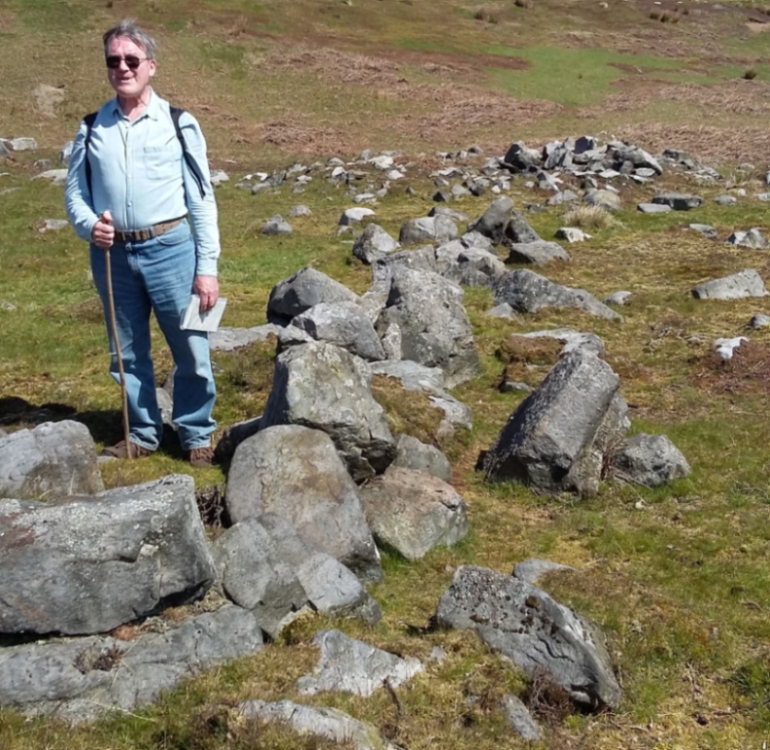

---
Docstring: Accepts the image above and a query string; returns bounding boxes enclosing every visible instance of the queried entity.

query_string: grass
[4,0,770,747]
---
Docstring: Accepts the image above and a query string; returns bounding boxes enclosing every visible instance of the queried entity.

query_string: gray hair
[103,19,158,60]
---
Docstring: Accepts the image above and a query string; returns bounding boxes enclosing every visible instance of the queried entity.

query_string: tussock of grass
[561,205,619,230]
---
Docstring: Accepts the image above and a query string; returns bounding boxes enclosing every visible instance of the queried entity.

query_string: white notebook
[180,295,227,332]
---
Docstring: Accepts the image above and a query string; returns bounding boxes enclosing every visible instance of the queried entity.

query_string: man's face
[106,36,156,100]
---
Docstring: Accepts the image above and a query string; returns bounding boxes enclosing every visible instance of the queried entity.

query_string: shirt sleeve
[178,112,221,277]
[64,120,99,243]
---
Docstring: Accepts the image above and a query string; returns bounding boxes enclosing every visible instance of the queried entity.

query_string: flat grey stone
[714,194,737,206]
[339,207,376,226]
[689,224,717,240]
[652,193,703,210]
[726,228,769,249]
[239,700,399,750]
[392,434,451,483]
[297,629,423,697]
[31,169,68,185]
[39,219,69,233]
[209,323,280,352]
[288,204,312,217]
[505,240,570,266]
[485,302,519,320]
[604,291,632,306]
[637,202,671,214]
[748,313,770,328]
[261,214,293,235]
[0,604,263,722]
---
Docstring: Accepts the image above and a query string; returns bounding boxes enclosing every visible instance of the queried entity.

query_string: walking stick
[104,241,132,459]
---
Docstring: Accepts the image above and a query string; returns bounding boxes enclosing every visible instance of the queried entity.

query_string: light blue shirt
[65,90,220,276]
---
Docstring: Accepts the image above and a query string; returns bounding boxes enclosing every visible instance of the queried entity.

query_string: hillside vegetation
[2,0,770,748]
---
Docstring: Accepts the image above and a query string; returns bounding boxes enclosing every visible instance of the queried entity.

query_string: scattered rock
[226,425,383,581]
[339,207,376,226]
[512,559,576,585]
[714,194,737,206]
[483,350,629,495]
[359,466,469,560]
[652,193,704,211]
[239,700,399,750]
[38,218,69,233]
[267,266,359,324]
[399,215,458,245]
[502,693,542,741]
[209,323,280,352]
[297,629,423,697]
[505,240,570,266]
[748,313,770,328]
[604,290,632,306]
[726,228,769,249]
[391,433,452,483]
[353,223,400,264]
[637,202,671,214]
[611,433,691,488]
[555,227,591,243]
[691,269,768,300]
[435,565,622,710]
[0,420,103,500]
[0,474,215,635]
[261,214,293,235]
[689,223,717,239]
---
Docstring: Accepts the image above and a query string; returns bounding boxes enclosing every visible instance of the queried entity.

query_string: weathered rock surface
[225,425,382,582]
[726,228,769,249]
[261,214,293,235]
[502,693,542,741]
[520,328,605,357]
[435,239,506,288]
[494,269,621,321]
[359,466,469,560]
[391,433,452,483]
[267,266,359,324]
[399,215,458,245]
[0,475,215,635]
[353,223,400,264]
[291,301,386,361]
[297,629,423,697]
[467,196,513,245]
[209,323,280,352]
[0,420,103,499]
[505,240,570,266]
[435,565,622,710]
[483,350,629,495]
[239,700,399,750]
[611,433,691,488]
[211,514,380,637]
[652,193,703,211]
[691,269,768,300]
[260,342,396,482]
[214,416,262,464]
[0,604,263,722]
[376,266,481,387]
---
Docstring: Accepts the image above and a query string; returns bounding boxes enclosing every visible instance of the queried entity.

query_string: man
[65,19,220,467]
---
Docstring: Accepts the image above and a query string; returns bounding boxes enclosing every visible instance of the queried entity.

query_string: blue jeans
[90,219,216,451]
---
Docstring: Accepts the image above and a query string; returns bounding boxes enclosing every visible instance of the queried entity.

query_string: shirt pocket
[142,145,180,181]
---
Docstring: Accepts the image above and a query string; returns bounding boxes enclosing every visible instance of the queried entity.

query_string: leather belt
[114,217,184,243]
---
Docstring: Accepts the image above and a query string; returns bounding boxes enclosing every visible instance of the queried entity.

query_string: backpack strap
[170,106,206,199]
[83,111,98,200]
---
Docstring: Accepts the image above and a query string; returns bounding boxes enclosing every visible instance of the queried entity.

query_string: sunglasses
[106,55,148,70]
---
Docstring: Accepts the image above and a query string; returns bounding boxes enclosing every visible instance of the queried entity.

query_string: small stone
[261,215,293,236]
[637,202,671,214]
[604,290,632,306]
[288,204,312,218]
[748,313,770,329]
[714,194,737,206]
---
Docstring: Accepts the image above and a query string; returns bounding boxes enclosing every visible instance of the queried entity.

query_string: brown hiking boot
[187,446,215,468]
[101,440,153,459]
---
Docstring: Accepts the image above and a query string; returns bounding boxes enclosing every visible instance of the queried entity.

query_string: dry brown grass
[562,205,619,230]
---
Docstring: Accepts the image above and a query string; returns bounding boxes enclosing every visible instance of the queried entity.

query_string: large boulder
[267,266,359,324]
[260,342,397,482]
[0,604,263,722]
[225,425,382,582]
[435,565,622,710]
[0,475,215,635]
[494,269,622,321]
[291,301,386,361]
[211,514,380,637]
[375,266,481,387]
[297,629,423,697]
[483,350,630,495]
[359,466,469,560]
[0,420,103,499]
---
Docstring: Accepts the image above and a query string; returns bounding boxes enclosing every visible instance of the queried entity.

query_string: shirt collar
[109,88,158,121]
